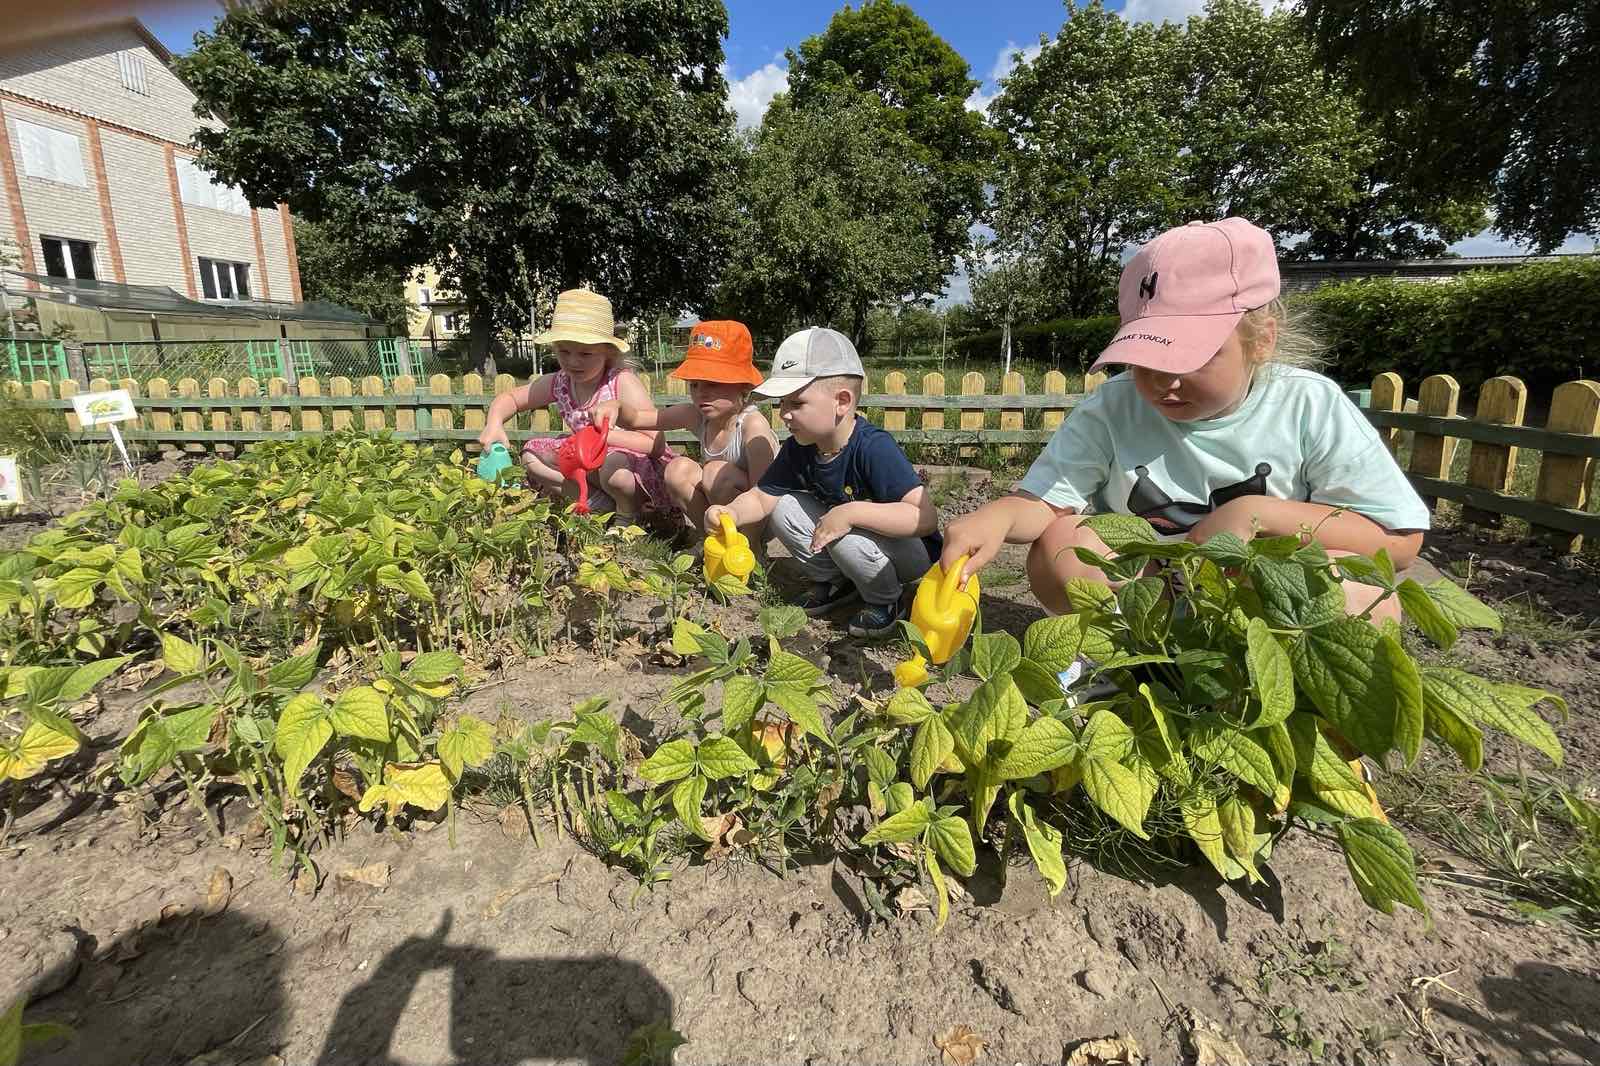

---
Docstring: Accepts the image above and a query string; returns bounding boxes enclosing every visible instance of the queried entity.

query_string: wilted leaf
[1065,1035,1146,1066]
[934,1023,986,1066]
[203,867,233,917]
[336,863,391,890]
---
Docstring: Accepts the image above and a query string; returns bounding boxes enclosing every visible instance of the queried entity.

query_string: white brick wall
[0,25,220,147]
[256,204,295,302]
[3,101,108,280]
[99,127,184,288]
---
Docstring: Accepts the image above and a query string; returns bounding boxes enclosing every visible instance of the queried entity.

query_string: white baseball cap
[753,327,864,399]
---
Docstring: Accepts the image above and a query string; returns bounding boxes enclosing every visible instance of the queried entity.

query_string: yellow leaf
[382,761,451,814]
[0,722,80,781]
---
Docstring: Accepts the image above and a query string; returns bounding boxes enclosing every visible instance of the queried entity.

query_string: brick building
[0,17,302,312]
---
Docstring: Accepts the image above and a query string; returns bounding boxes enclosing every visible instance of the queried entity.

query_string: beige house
[404,263,467,342]
[0,17,347,342]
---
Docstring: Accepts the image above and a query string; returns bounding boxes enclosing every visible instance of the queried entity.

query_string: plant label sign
[70,389,137,427]
[70,389,137,471]
[0,455,19,506]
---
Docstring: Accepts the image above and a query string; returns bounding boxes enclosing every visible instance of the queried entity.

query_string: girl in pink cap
[942,217,1428,621]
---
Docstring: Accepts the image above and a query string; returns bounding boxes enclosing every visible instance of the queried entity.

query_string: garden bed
[1,440,1596,1066]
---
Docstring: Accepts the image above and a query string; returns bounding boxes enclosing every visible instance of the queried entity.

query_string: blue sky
[140,0,1591,267]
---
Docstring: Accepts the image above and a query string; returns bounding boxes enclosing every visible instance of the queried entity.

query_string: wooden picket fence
[8,367,1600,550]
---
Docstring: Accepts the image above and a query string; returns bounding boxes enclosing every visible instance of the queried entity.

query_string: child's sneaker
[848,600,907,638]
[802,580,861,617]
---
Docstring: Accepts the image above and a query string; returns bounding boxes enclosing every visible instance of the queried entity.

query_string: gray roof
[4,271,377,324]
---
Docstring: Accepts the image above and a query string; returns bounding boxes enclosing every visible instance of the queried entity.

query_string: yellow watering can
[703,512,756,585]
[893,557,980,688]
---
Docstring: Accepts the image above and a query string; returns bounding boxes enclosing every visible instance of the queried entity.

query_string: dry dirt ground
[3,474,1599,1066]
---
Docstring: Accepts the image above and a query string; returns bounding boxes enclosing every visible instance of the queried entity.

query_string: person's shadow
[316,910,673,1065]
[1430,961,1600,1064]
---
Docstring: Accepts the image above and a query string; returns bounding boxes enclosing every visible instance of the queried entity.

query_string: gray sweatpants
[770,492,931,606]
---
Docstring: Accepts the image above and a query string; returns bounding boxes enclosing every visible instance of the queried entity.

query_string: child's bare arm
[940,492,1066,582]
[741,416,778,486]
[480,376,555,448]
[705,487,779,533]
[1186,497,1422,568]
[604,372,668,455]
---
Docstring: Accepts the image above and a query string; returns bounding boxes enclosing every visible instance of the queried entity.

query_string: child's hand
[810,505,854,553]
[704,504,734,534]
[941,510,1009,585]
[592,400,623,429]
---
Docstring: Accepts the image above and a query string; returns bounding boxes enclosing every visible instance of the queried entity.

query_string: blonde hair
[1239,299,1326,372]
[813,374,863,400]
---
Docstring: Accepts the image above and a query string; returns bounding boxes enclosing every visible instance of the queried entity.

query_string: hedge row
[950,258,1600,395]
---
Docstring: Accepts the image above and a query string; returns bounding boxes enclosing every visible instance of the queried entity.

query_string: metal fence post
[278,337,299,395]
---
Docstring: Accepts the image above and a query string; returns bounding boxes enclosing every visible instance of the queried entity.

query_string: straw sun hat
[535,288,631,352]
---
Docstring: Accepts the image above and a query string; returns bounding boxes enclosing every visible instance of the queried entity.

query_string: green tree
[178,0,738,375]
[711,91,943,347]
[292,218,410,329]
[1302,0,1599,251]
[785,0,997,286]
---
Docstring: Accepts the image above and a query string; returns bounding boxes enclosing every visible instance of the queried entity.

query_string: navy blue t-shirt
[758,415,942,562]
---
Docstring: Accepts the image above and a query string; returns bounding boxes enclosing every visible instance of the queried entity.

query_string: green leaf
[1022,614,1087,675]
[1219,795,1260,882]
[670,617,711,657]
[1381,632,1424,766]
[1064,578,1117,611]
[671,774,708,835]
[1420,668,1563,767]
[696,735,760,780]
[860,799,932,845]
[1081,513,1158,549]
[1285,714,1375,819]
[1290,619,1408,759]
[929,814,976,877]
[885,781,915,814]
[863,745,898,791]
[926,845,950,931]
[1181,789,1229,878]
[1338,818,1427,917]
[275,693,332,795]
[883,685,936,725]
[1081,758,1152,839]
[766,648,824,691]
[1078,709,1135,764]
[266,649,319,692]
[569,711,622,764]
[407,650,464,684]
[395,567,434,603]
[971,631,1022,680]
[759,605,807,639]
[996,716,1078,780]
[719,674,765,735]
[1423,579,1501,634]
[950,674,1027,765]
[1249,557,1346,630]
[1007,792,1066,897]
[605,789,643,827]
[1245,618,1295,728]
[910,716,956,789]
[1195,532,1251,568]
[767,685,829,745]
[438,715,495,779]
[638,739,698,784]
[1190,720,1278,797]
[1397,579,1458,649]
[160,632,207,675]
[329,686,390,742]
[1116,576,1168,642]
[52,567,103,609]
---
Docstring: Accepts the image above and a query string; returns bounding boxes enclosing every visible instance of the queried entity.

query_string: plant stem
[0,781,21,848]
[175,758,223,841]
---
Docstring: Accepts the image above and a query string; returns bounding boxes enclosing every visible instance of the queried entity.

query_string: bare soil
[3,485,1599,1065]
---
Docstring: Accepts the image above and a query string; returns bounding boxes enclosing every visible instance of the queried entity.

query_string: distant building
[1279,253,1592,294]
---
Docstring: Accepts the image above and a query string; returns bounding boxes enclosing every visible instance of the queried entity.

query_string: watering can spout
[895,556,979,686]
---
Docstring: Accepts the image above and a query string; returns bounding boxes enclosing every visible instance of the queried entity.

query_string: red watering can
[556,416,611,514]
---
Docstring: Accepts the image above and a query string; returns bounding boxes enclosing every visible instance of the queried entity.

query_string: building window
[441,313,462,333]
[117,51,149,95]
[14,121,86,187]
[41,237,96,281]
[418,288,432,306]
[176,157,250,216]
[199,257,252,300]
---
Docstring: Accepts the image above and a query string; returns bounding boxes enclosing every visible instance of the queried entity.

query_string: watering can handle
[937,555,969,607]
[718,512,738,539]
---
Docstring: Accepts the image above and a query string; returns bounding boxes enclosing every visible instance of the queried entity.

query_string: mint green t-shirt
[1017,367,1430,534]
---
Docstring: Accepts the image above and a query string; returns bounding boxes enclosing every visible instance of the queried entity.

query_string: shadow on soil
[27,907,670,1066]
[316,910,672,1066]
[1433,961,1600,1064]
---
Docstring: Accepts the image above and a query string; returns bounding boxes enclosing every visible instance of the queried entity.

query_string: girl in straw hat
[479,288,677,520]
[594,320,778,531]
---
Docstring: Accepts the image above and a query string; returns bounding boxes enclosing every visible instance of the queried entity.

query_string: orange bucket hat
[672,321,764,387]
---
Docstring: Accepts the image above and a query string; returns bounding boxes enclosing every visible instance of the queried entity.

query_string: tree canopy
[1302,0,1599,252]
[178,0,739,372]
[292,219,410,330]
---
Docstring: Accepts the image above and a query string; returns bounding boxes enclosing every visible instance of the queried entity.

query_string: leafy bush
[1300,258,1600,394]
[951,315,1119,367]
[855,513,1566,921]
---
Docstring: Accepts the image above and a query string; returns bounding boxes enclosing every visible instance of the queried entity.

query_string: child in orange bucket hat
[596,320,778,531]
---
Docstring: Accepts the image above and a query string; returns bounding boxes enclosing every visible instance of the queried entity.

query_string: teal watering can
[475,442,515,483]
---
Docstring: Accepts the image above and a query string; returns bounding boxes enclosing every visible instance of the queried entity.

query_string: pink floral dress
[522,368,678,516]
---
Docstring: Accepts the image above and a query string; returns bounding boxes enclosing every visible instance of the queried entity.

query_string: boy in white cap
[942,217,1428,621]
[706,327,939,637]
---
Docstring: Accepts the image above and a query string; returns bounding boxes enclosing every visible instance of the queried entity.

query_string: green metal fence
[2,336,428,388]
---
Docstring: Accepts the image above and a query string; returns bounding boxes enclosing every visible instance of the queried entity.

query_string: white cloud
[1119,0,1285,23]
[724,61,788,130]
[966,42,1042,114]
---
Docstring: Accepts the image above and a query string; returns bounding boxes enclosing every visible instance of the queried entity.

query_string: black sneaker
[848,600,907,638]
[802,580,861,617]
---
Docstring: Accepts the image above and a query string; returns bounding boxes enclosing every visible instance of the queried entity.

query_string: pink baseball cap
[1092,217,1280,376]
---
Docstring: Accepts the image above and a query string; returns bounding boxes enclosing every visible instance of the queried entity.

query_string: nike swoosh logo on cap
[779,360,799,370]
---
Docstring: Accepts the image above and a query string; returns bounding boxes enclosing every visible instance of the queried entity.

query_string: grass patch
[982,566,1026,590]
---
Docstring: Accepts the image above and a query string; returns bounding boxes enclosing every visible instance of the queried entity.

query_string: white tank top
[699,406,759,470]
